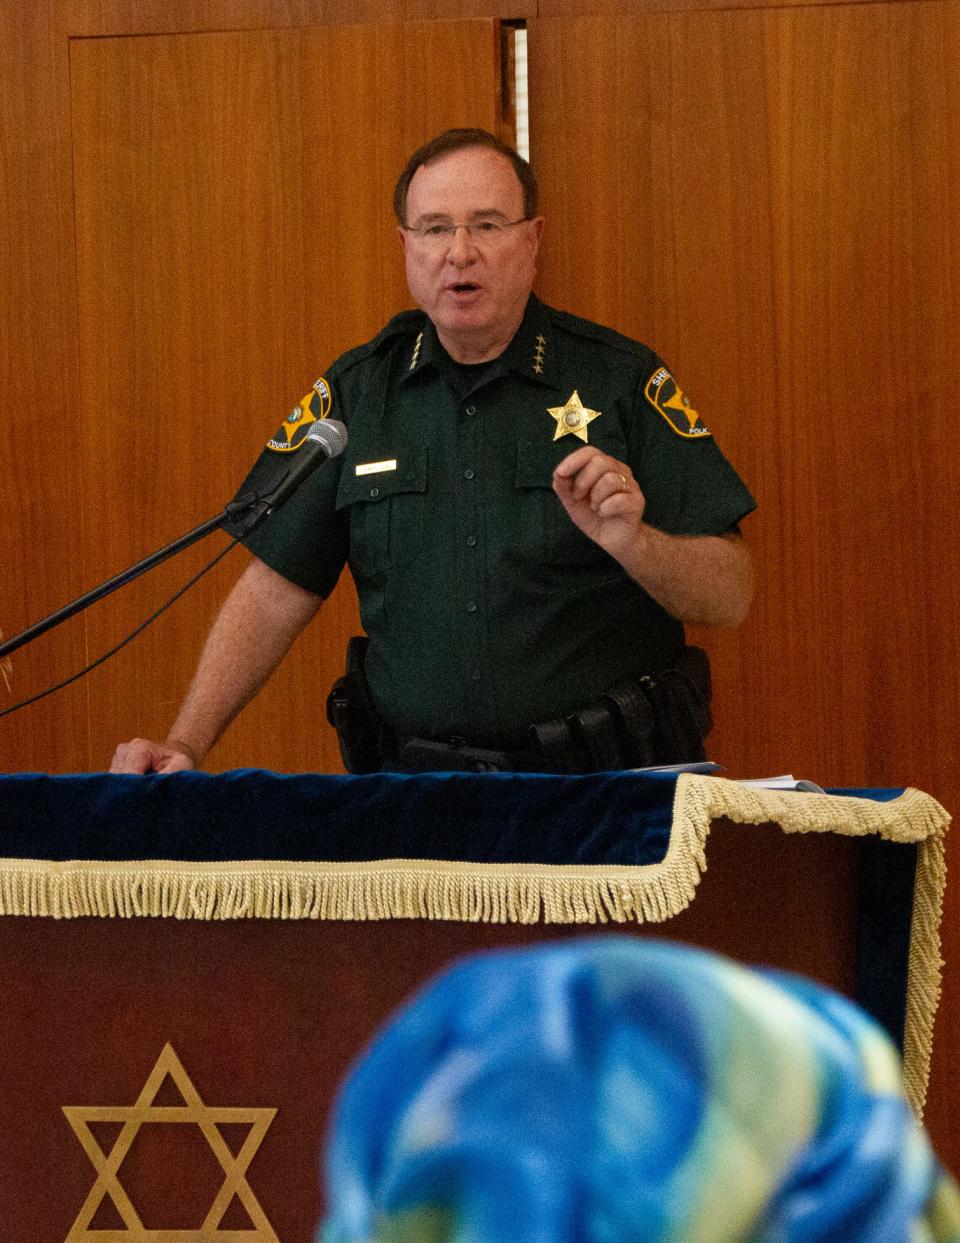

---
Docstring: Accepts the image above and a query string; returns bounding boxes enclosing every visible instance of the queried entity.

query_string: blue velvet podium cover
[0,769,949,1116]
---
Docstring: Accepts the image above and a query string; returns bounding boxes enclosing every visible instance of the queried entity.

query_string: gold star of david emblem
[62,1044,278,1242]
[547,390,601,443]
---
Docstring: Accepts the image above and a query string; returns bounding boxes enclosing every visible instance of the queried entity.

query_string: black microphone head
[306,418,348,458]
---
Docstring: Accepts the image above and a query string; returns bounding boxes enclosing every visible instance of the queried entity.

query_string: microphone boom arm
[0,506,236,662]
[0,416,347,662]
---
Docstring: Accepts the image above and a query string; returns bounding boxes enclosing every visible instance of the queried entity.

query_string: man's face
[399,146,544,362]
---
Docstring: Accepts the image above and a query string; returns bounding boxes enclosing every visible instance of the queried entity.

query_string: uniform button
[466,535,477,547]
[471,668,482,681]
[369,487,380,498]
[466,600,478,613]
[464,468,475,480]
[465,404,477,416]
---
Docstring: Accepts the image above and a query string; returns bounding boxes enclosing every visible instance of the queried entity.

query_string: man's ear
[528,215,545,257]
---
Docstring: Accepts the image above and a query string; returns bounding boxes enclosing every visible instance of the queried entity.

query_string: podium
[0,771,948,1242]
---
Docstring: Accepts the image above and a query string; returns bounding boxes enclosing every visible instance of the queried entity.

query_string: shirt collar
[401,295,559,390]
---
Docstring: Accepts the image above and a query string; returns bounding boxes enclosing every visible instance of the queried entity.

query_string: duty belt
[327,641,713,775]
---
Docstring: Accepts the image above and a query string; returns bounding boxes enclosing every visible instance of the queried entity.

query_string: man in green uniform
[111,129,754,775]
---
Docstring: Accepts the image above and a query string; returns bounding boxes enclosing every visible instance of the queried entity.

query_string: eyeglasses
[403,216,530,250]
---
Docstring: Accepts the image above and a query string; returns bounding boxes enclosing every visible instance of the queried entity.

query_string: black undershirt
[445,357,499,397]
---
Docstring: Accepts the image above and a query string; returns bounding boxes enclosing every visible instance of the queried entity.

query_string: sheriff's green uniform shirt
[239,296,756,747]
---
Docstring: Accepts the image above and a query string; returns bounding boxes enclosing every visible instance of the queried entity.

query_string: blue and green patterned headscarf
[320,938,960,1243]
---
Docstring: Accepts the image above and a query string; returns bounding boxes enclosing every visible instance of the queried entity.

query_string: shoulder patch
[265,376,332,453]
[644,368,712,439]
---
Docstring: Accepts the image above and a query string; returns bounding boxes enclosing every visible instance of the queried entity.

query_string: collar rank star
[548,390,601,443]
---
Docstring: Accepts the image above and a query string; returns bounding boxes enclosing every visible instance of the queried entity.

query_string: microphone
[228,418,348,536]
[258,417,348,512]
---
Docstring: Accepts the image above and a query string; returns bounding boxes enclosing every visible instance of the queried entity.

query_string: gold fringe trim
[0,851,707,928]
[674,775,951,1120]
[0,773,716,925]
[903,829,947,1117]
[0,775,948,1115]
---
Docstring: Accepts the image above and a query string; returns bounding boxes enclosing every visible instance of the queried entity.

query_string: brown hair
[393,128,538,225]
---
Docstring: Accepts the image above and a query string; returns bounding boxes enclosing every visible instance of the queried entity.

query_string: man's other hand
[552,445,646,560]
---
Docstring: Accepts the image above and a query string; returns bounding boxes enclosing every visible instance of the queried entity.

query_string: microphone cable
[0,535,240,720]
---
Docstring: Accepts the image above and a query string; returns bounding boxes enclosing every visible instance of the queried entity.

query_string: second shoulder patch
[644,368,711,439]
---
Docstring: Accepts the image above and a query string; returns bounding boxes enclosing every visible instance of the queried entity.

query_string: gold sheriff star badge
[62,1043,278,1242]
[547,390,601,443]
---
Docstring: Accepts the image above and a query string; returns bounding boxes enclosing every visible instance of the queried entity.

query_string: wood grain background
[529,6,960,1160]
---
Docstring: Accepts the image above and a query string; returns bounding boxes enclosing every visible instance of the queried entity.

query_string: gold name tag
[355,459,397,476]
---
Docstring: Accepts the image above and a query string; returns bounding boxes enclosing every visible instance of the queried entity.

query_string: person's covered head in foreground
[319,937,960,1243]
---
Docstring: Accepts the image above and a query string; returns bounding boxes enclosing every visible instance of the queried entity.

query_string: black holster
[325,636,384,774]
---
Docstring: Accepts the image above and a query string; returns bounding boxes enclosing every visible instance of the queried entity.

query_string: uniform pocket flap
[336,447,427,509]
[514,438,563,490]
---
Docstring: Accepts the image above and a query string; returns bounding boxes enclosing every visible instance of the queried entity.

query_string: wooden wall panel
[538,0,884,13]
[0,5,91,772]
[69,20,504,773]
[0,3,512,776]
[528,4,960,1165]
[64,0,535,36]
